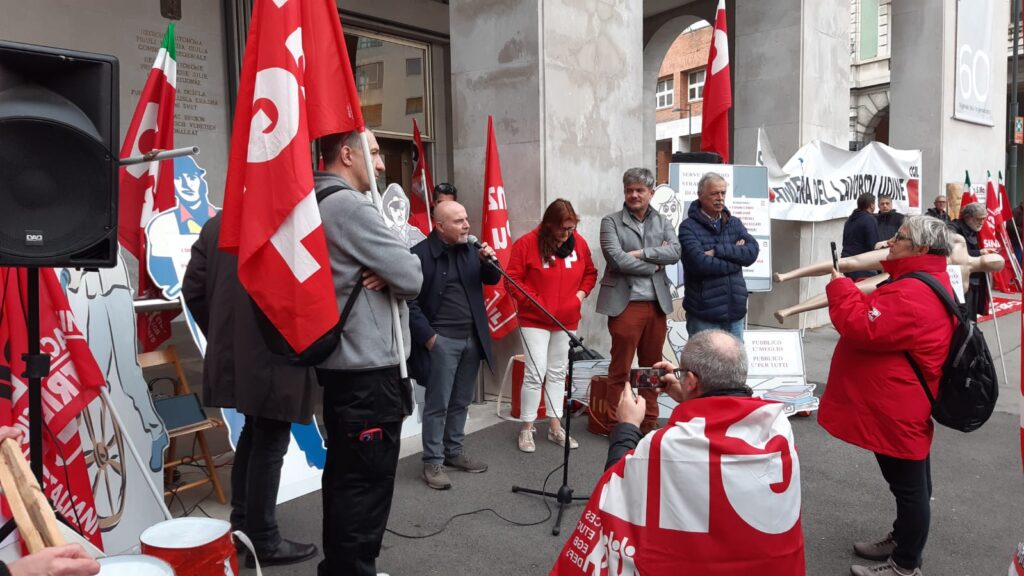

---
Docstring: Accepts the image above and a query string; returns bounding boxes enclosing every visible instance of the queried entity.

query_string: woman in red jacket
[506,199,597,453]
[818,215,956,576]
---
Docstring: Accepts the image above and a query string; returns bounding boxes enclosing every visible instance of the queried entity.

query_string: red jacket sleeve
[578,235,598,296]
[505,235,544,308]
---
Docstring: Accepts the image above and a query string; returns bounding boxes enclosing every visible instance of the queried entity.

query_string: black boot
[246,539,318,568]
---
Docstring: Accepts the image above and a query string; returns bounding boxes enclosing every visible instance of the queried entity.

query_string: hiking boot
[850,557,922,576]
[547,428,579,449]
[422,463,452,490]
[518,428,536,453]
[853,532,897,561]
[444,453,488,473]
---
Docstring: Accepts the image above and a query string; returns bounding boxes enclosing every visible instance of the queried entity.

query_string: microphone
[468,235,499,265]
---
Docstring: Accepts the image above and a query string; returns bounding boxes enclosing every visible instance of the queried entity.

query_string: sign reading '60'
[954,0,995,126]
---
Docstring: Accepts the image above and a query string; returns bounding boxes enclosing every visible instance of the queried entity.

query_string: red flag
[220,0,364,353]
[482,116,517,340]
[117,23,179,351]
[408,118,434,236]
[550,397,804,575]
[0,269,105,549]
[999,171,1014,224]
[700,0,731,162]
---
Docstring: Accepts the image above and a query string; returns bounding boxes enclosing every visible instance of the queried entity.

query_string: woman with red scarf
[506,199,597,452]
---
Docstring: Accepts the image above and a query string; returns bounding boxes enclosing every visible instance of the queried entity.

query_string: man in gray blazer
[596,167,681,434]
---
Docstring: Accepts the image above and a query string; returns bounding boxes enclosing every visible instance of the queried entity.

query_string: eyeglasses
[559,225,576,233]
[892,232,911,243]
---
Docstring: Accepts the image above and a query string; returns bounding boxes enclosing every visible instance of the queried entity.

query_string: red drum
[97,555,175,575]
[140,518,239,576]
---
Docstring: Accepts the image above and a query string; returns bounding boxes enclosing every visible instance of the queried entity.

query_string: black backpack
[901,271,998,433]
[250,185,363,367]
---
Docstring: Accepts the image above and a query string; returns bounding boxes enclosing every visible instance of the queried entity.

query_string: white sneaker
[548,428,579,449]
[518,428,536,453]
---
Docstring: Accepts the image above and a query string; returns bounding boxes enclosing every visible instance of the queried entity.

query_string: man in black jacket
[949,202,996,319]
[875,194,905,240]
[183,214,318,568]
[925,195,950,222]
[409,201,500,490]
[842,193,880,280]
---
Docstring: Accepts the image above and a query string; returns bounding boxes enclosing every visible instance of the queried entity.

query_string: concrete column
[889,0,1008,202]
[450,0,644,384]
[734,0,851,328]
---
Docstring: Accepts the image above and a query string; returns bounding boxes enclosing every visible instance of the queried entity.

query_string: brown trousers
[605,301,667,428]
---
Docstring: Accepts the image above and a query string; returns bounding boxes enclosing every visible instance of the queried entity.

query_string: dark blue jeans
[686,316,745,342]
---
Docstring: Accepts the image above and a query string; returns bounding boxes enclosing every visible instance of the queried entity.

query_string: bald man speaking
[408,201,501,490]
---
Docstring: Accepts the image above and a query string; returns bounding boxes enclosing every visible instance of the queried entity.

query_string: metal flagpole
[421,169,432,229]
[984,272,1010,386]
[358,129,409,379]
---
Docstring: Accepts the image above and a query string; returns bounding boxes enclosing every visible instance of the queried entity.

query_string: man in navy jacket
[842,193,881,280]
[678,172,759,341]
[409,201,500,490]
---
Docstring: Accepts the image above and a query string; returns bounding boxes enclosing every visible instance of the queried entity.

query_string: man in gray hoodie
[313,129,422,576]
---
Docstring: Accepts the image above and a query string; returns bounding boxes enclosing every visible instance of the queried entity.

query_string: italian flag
[117,23,179,351]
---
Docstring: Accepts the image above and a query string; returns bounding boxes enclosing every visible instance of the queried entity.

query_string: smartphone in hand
[830,241,840,272]
[629,368,667,389]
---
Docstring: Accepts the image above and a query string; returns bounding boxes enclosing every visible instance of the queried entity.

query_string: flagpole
[421,169,432,229]
[358,129,409,379]
[984,272,1011,386]
[999,227,1023,284]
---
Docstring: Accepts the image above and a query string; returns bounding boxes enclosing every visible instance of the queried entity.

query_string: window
[859,0,879,60]
[356,62,384,91]
[656,76,674,109]
[688,69,705,102]
[406,57,422,76]
[362,104,383,127]
[346,29,431,136]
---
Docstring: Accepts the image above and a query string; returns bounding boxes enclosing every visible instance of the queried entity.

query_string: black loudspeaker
[0,41,118,268]
[671,151,722,164]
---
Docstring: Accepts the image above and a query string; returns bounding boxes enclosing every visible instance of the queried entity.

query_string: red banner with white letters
[0,269,104,550]
[551,397,804,576]
[482,116,517,340]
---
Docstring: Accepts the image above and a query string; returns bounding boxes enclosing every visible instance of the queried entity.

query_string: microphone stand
[478,250,601,535]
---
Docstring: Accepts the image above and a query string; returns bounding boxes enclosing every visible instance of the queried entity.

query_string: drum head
[140,517,230,549]
[98,554,174,575]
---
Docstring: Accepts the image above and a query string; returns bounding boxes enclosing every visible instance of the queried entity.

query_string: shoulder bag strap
[338,267,366,330]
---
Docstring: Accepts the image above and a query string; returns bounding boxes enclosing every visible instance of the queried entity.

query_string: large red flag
[0,269,105,549]
[986,172,1023,293]
[700,0,731,162]
[550,397,804,575]
[408,118,434,236]
[117,23,179,351]
[482,116,517,340]
[220,0,364,353]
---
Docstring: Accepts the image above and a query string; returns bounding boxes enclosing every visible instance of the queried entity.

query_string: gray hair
[679,330,747,393]
[698,172,727,195]
[960,202,986,220]
[902,214,952,256]
[622,167,655,189]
